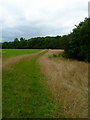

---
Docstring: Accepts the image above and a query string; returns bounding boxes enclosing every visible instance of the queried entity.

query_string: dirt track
[2,50,46,69]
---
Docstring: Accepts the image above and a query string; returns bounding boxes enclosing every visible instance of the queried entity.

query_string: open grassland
[38,50,88,118]
[2,49,41,60]
[2,49,88,118]
[2,50,56,118]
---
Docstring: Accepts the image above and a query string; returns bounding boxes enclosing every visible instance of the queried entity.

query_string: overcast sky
[0,0,89,42]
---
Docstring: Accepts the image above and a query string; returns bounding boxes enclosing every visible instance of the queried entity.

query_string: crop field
[2,49,88,118]
[2,49,41,60]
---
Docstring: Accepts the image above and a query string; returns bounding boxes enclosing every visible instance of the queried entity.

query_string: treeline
[2,36,65,49]
[2,18,90,62]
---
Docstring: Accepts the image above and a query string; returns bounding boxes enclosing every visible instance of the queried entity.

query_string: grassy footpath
[2,51,56,118]
[2,49,41,59]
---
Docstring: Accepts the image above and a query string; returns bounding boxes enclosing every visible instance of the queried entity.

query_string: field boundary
[2,50,47,69]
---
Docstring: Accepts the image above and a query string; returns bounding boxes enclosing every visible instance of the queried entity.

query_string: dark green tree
[64,18,90,62]
[13,38,19,49]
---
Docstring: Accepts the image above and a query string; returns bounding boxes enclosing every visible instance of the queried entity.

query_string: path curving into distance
[2,49,88,118]
[2,50,56,118]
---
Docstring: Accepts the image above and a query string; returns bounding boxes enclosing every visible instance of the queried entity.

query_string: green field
[2,49,41,59]
[2,49,57,118]
[2,49,87,118]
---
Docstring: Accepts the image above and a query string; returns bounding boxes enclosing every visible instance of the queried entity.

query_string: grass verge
[38,50,88,118]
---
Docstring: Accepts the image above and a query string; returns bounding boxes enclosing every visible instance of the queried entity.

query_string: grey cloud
[0,0,89,41]
[2,23,73,42]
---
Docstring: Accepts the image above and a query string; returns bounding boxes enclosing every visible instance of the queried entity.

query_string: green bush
[64,18,90,62]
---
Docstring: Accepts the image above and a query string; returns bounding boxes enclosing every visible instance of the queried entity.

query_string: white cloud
[0,0,89,41]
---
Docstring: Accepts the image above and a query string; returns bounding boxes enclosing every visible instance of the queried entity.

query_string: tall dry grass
[38,50,88,118]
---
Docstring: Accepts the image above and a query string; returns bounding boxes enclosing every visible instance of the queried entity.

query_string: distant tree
[13,38,20,49]
[2,42,9,49]
[20,37,27,49]
[20,37,25,41]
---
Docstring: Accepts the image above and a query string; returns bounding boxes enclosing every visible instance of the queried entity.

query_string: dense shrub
[64,18,90,62]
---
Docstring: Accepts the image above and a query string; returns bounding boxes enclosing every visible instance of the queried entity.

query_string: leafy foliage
[64,18,90,62]
[2,36,63,49]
